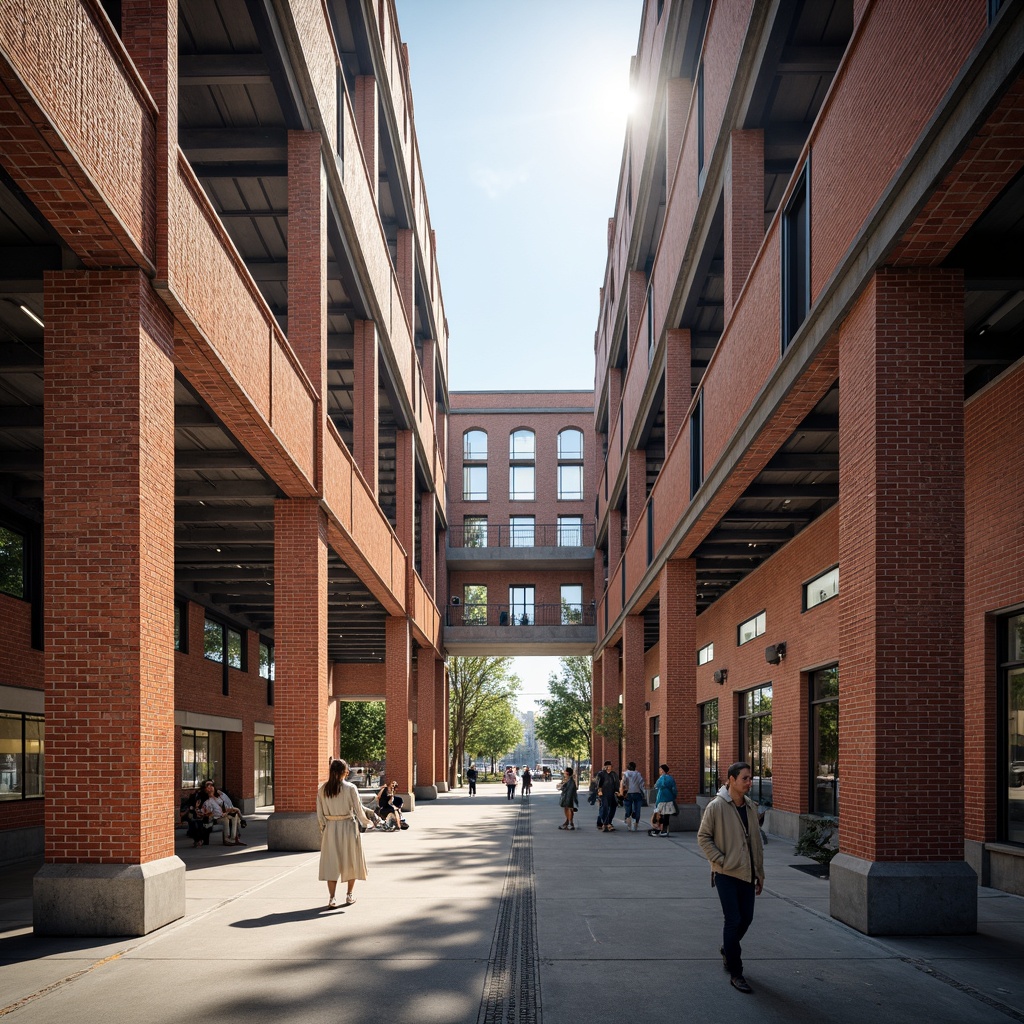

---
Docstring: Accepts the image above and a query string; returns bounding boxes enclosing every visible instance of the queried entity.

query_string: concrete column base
[397,791,415,812]
[33,856,185,937]
[829,853,977,935]
[668,802,702,832]
[267,811,321,851]
[436,781,449,793]
[412,785,438,801]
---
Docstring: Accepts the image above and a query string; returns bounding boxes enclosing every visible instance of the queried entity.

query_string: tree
[338,701,386,764]
[448,656,521,786]
[593,703,624,768]
[534,656,592,762]
[469,702,523,773]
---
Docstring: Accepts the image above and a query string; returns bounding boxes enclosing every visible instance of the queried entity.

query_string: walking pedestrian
[651,764,677,836]
[317,758,376,908]
[521,766,533,796]
[697,761,765,994]
[466,764,478,796]
[557,766,578,829]
[503,764,518,800]
[620,761,645,831]
[595,760,620,832]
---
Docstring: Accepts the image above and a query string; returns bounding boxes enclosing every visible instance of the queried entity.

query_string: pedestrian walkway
[1,783,1022,1023]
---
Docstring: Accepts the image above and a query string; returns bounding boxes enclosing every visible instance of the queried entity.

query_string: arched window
[463,429,488,461]
[557,428,584,500]
[509,429,535,460]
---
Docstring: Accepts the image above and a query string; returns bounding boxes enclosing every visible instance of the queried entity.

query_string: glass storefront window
[181,728,224,791]
[739,684,772,805]
[700,699,719,795]
[0,712,43,800]
[1006,614,1024,844]
[811,666,839,816]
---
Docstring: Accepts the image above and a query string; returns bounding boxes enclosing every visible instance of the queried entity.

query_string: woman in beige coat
[317,759,375,907]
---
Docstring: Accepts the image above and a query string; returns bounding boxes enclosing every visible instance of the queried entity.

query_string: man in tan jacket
[697,761,765,994]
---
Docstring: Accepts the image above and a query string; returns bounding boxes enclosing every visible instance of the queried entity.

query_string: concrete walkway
[1,782,1022,1023]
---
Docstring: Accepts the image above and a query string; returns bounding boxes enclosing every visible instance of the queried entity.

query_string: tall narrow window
[509,429,536,500]
[696,63,705,179]
[181,728,224,790]
[558,428,584,500]
[690,391,704,498]
[739,685,772,806]
[463,429,488,500]
[557,515,583,547]
[810,667,839,816]
[0,524,25,599]
[782,161,810,350]
[700,699,719,796]
[647,285,655,363]
[509,429,535,460]
[1001,613,1024,843]
[560,584,583,624]
[509,585,535,626]
[259,641,275,706]
[464,584,488,625]
[510,516,535,547]
[464,516,488,547]
[463,429,488,460]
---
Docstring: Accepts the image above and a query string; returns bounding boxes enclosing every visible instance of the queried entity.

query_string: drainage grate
[477,796,540,1024]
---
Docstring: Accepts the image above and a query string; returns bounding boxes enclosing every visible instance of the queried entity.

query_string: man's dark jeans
[714,872,756,977]
[599,793,617,827]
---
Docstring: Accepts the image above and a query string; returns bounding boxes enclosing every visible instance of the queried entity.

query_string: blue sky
[394,2,643,709]
[395,0,643,394]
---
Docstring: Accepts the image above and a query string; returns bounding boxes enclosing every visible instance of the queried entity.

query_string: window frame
[509,463,536,501]
[0,710,44,801]
[463,429,488,461]
[462,464,488,501]
[803,564,839,611]
[737,610,766,646]
[809,666,839,816]
[738,683,773,806]
[782,159,811,351]
[697,642,714,666]
[509,429,536,461]
[557,515,583,547]
[509,515,535,547]
[699,698,719,796]
[557,463,584,500]
[0,523,26,600]
[560,584,583,624]
[464,515,488,548]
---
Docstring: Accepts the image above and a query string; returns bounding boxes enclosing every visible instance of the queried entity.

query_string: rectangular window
[204,618,225,663]
[0,525,25,599]
[463,465,488,501]
[180,728,223,790]
[260,641,275,705]
[463,430,488,460]
[510,516,535,547]
[698,642,714,666]
[1002,614,1024,843]
[464,516,488,547]
[738,611,766,646]
[463,584,487,625]
[696,62,705,178]
[804,565,839,611]
[782,161,810,349]
[557,516,583,547]
[255,734,274,807]
[0,712,43,800]
[739,684,772,806]
[651,674,660,691]
[700,699,719,796]
[560,584,583,624]
[509,465,535,501]
[227,628,243,670]
[557,464,583,500]
[174,601,184,652]
[810,666,839,816]
[690,392,703,498]
[646,285,655,363]
[509,585,535,626]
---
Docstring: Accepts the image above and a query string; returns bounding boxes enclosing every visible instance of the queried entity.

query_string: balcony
[443,602,596,655]
[446,522,596,570]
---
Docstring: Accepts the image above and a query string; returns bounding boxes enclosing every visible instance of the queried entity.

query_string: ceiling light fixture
[19,304,44,328]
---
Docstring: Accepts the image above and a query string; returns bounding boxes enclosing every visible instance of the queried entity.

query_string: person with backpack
[595,760,620,832]
[620,761,646,832]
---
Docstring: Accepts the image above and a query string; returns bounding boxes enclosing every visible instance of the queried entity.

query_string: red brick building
[0,0,448,934]
[590,0,1024,933]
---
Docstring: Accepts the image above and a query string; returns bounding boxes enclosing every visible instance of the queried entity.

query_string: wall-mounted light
[450,595,461,605]
[644,701,651,711]
[765,642,786,665]
[713,668,727,685]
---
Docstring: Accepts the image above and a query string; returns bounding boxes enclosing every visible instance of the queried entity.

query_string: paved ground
[1,782,1022,1023]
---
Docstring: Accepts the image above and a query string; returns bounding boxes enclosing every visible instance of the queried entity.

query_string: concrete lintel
[267,811,321,851]
[829,854,978,935]
[33,856,185,936]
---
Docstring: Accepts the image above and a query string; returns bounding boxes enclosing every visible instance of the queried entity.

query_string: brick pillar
[622,614,645,774]
[268,499,329,851]
[608,508,623,571]
[395,428,415,600]
[660,559,697,828]
[833,267,974,935]
[627,449,646,534]
[353,319,378,492]
[724,129,764,319]
[627,270,646,350]
[597,646,621,770]
[386,615,414,806]
[36,269,183,936]
[355,75,377,200]
[397,227,415,327]
[414,651,438,798]
[420,492,436,597]
[665,77,692,194]
[665,328,691,445]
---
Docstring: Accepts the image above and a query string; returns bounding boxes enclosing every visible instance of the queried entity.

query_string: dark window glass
[700,699,719,796]
[782,163,810,349]
[0,526,25,599]
[690,392,703,498]
[739,684,772,806]
[0,712,44,800]
[810,666,839,816]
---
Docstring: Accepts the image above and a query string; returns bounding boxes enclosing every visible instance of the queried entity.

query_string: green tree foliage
[535,656,592,760]
[448,656,520,786]
[0,527,24,598]
[338,700,386,764]
[468,701,523,771]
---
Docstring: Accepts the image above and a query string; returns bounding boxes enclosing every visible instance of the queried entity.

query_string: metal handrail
[448,523,595,549]
[446,602,596,628]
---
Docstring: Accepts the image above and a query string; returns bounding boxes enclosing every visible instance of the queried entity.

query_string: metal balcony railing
[448,523,595,549]
[446,602,597,628]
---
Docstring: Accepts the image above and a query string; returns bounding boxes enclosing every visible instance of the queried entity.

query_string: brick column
[660,559,698,828]
[627,270,646,350]
[627,449,646,534]
[268,499,329,850]
[397,227,415,327]
[597,646,621,769]
[833,267,974,935]
[354,75,377,200]
[414,651,438,798]
[395,428,415,600]
[622,614,645,774]
[435,660,449,791]
[353,319,378,492]
[665,76,692,194]
[386,615,414,807]
[420,491,436,597]
[665,328,691,445]
[36,270,183,936]
[724,129,764,319]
